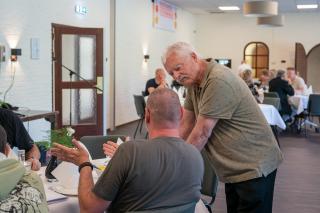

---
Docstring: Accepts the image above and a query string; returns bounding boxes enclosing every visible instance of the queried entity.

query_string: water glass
[17,149,26,162]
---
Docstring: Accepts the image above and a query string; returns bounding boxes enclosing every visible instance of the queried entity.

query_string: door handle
[95,76,103,94]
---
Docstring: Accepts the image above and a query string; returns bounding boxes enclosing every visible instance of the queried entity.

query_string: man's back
[269,77,294,115]
[93,137,204,213]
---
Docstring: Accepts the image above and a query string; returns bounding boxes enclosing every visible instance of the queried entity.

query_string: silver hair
[161,42,200,65]
[276,69,286,78]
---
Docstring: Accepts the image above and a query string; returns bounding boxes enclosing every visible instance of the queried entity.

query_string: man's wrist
[78,162,93,173]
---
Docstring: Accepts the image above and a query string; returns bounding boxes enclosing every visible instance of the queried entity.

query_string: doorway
[307,44,320,93]
[52,24,103,138]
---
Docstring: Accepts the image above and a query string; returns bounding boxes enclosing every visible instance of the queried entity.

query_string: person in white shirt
[287,67,308,95]
[237,60,252,77]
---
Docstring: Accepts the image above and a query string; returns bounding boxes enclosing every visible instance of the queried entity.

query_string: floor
[108,120,320,213]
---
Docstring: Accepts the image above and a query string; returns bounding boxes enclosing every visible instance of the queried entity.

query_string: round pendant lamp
[243,1,278,17]
[257,15,284,27]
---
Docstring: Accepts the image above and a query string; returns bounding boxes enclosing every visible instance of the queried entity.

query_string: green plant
[35,127,74,150]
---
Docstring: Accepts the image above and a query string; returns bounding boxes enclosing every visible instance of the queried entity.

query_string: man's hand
[103,141,119,158]
[51,139,89,166]
[28,158,41,171]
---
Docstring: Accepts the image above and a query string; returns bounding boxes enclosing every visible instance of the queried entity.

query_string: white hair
[161,42,200,65]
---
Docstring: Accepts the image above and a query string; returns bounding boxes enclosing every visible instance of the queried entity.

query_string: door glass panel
[62,89,97,125]
[257,56,268,67]
[61,35,96,82]
[257,43,268,55]
[245,56,256,68]
[245,44,256,55]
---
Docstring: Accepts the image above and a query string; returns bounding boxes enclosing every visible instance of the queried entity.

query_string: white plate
[51,185,78,196]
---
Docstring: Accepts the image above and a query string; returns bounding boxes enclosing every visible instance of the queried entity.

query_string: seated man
[269,70,295,118]
[287,67,308,95]
[259,69,270,90]
[51,88,204,213]
[0,108,41,170]
[0,125,48,212]
[144,68,168,96]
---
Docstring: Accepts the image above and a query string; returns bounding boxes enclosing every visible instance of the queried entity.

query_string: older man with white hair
[162,41,283,213]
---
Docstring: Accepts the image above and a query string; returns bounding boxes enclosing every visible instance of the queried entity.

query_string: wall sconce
[11,48,22,62]
[144,54,150,62]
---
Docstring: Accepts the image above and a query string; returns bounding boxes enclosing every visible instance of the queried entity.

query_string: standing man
[287,67,308,95]
[51,88,204,213]
[144,68,168,96]
[162,42,283,213]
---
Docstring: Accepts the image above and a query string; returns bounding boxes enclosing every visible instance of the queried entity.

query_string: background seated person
[0,125,48,212]
[269,70,295,120]
[144,68,168,96]
[241,69,262,103]
[0,108,41,171]
[51,88,204,213]
[287,67,308,95]
[258,69,271,91]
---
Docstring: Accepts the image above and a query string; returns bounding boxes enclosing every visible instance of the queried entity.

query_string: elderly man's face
[287,69,296,79]
[156,70,166,82]
[164,52,199,87]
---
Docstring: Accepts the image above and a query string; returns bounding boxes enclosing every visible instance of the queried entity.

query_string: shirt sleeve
[199,78,239,119]
[92,144,131,201]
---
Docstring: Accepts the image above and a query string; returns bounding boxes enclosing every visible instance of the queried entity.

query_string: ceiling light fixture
[243,1,278,17]
[257,15,284,27]
[218,6,240,11]
[297,4,318,9]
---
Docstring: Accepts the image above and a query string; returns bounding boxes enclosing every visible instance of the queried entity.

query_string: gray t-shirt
[184,61,283,183]
[93,137,204,213]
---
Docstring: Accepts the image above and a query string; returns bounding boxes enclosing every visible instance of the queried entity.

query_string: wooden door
[295,42,307,82]
[52,24,103,139]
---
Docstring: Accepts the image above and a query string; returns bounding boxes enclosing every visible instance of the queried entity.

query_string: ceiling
[165,0,320,15]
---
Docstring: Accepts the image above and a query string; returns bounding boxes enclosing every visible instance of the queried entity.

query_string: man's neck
[148,128,180,140]
[195,60,208,86]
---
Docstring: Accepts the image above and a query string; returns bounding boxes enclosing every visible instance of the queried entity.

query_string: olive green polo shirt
[184,61,283,183]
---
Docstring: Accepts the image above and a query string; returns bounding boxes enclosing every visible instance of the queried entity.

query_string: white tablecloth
[259,104,286,129]
[288,95,309,114]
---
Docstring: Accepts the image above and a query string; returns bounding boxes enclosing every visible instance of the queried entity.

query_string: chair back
[127,202,196,213]
[134,95,146,118]
[200,149,218,206]
[308,94,320,116]
[264,92,279,98]
[263,97,281,111]
[80,135,126,159]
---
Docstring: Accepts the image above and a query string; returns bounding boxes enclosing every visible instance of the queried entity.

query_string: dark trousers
[225,170,277,213]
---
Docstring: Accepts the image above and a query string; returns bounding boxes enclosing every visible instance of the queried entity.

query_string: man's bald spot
[147,88,181,128]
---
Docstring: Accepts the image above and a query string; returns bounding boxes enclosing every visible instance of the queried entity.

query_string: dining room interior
[0,0,320,213]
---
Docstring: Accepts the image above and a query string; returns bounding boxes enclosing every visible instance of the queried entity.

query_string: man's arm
[187,115,218,151]
[51,140,111,212]
[78,167,111,213]
[148,87,156,94]
[26,144,41,171]
[179,109,196,140]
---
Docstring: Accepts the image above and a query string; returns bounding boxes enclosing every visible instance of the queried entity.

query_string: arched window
[244,42,269,78]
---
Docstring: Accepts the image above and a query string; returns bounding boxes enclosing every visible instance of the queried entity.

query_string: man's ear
[4,144,10,157]
[179,106,184,121]
[145,108,150,123]
[191,52,198,62]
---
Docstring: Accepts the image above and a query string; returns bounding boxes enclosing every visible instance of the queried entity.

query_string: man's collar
[199,61,216,88]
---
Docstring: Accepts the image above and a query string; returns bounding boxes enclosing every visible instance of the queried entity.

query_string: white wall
[195,13,320,76]
[0,0,109,141]
[114,0,196,125]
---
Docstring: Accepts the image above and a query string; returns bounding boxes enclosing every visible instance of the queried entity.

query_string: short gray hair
[146,88,181,128]
[276,69,286,78]
[162,42,199,65]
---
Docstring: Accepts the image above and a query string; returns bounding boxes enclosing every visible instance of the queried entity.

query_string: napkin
[51,161,79,189]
